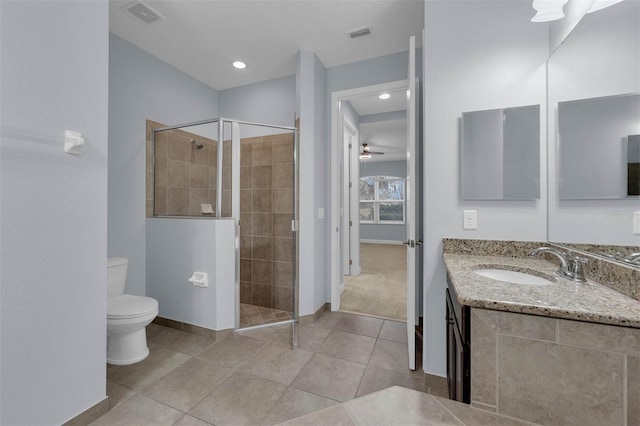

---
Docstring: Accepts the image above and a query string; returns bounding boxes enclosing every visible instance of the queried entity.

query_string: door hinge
[291,220,299,232]
[348,143,352,149]
[349,259,352,265]
[349,181,352,188]
[349,221,352,227]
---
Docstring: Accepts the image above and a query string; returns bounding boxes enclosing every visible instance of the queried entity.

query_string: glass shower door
[232,120,298,338]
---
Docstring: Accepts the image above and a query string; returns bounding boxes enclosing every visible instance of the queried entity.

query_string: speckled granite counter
[443,253,640,328]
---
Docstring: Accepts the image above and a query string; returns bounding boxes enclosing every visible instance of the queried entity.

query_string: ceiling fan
[360,143,384,157]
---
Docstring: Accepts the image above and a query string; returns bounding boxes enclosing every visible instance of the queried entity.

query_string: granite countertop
[443,253,640,328]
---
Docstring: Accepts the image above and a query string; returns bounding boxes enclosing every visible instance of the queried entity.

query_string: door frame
[329,79,409,311]
[342,118,360,277]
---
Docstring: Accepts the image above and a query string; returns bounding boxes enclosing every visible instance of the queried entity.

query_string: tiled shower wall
[146,121,294,311]
[239,133,294,311]
[146,120,219,217]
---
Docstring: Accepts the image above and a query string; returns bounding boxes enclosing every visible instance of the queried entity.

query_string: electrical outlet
[463,210,477,230]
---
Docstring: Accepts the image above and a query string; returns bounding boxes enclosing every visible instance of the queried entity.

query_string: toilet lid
[108,295,158,318]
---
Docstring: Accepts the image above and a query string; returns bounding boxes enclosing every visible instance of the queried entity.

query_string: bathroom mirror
[558,93,640,200]
[547,0,640,264]
[461,104,540,200]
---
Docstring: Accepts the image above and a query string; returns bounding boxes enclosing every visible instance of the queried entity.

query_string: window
[359,176,405,224]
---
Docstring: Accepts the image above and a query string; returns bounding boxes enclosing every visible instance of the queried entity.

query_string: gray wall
[296,50,328,316]
[108,34,219,296]
[1,1,109,423]
[360,160,407,242]
[423,0,548,377]
[313,54,329,311]
[326,50,422,94]
[341,101,360,129]
[220,75,296,134]
[146,219,235,330]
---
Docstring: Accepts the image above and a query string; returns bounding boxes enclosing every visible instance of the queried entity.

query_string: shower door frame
[152,117,299,341]
[227,118,299,336]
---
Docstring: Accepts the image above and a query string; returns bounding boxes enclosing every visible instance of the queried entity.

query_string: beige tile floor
[281,386,531,426]
[341,243,407,320]
[93,311,445,426]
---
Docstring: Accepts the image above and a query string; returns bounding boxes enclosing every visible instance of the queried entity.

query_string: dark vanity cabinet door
[446,287,470,403]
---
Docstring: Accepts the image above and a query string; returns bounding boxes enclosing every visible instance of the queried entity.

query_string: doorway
[330,35,420,372]
[331,80,410,318]
[341,242,407,320]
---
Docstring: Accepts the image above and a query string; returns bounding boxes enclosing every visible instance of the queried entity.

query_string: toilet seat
[108,294,158,319]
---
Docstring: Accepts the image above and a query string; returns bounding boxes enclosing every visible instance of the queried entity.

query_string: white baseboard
[360,239,404,245]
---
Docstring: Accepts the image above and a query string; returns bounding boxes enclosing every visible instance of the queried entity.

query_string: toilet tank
[107,257,128,299]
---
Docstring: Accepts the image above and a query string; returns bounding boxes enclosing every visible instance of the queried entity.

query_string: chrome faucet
[624,253,640,265]
[530,247,587,282]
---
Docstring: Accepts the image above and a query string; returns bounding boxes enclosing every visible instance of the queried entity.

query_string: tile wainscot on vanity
[442,238,640,425]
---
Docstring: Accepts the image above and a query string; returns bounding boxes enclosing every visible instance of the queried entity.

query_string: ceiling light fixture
[530,0,568,22]
[360,154,372,160]
[232,61,247,69]
[588,0,624,13]
[379,93,391,100]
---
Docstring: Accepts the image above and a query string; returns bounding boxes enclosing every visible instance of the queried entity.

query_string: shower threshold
[239,303,292,328]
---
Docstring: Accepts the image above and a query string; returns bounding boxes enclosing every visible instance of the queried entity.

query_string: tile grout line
[430,395,467,425]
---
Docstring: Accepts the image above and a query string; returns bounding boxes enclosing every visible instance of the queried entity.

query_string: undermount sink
[473,268,554,286]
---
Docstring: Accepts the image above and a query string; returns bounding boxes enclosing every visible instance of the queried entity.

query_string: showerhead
[190,139,204,150]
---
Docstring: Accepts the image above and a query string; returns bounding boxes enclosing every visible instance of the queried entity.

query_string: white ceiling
[109,0,424,90]
[348,86,407,116]
[347,86,407,163]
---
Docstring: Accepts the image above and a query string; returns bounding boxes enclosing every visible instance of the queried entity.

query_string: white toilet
[107,257,159,365]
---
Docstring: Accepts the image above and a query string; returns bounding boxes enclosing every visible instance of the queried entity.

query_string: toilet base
[107,327,150,366]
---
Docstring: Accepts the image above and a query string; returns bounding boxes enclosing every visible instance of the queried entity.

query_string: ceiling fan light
[360,154,372,159]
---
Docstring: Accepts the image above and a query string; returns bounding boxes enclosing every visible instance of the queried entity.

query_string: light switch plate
[463,210,477,230]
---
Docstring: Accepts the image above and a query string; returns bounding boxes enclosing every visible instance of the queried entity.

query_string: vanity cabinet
[445,283,470,403]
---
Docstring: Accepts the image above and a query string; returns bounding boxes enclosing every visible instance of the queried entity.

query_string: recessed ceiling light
[379,93,391,100]
[232,61,247,69]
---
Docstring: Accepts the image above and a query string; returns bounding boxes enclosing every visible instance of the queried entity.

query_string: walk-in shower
[147,117,298,335]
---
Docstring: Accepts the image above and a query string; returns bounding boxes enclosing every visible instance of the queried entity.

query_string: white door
[405,35,419,370]
[342,125,352,275]
[342,123,360,277]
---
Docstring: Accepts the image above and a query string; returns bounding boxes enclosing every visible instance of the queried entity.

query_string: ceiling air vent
[121,1,165,24]
[347,27,372,39]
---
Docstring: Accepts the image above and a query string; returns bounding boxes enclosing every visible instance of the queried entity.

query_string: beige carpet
[341,243,407,321]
